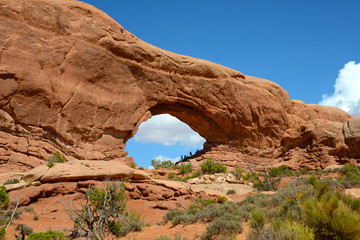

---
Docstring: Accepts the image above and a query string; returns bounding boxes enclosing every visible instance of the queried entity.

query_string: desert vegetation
[159,173,360,240]
[64,181,144,239]
[2,152,360,240]
[46,151,67,168]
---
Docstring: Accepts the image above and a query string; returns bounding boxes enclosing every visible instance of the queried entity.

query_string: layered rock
[22,160,150,182]
[0,0,358,169]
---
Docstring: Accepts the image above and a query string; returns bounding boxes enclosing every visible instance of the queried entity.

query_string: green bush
[227,189,236,194]
[4,179,20,185]
[203,214,243,240]
[250,208,265,231]
[0,186,9,211]
[0,228,5,240]
[301,194,360,240]
[217,195,228,203]
[15,224,33,238]
[65,181,144,239]
[232,168,244,180]
[168,172,176,180]
[190,170,201,178]
[247,221,314,240]
[200,159,227,174]
[27,230,66,240]
[179,164,193,175]
[108,212,143,237]
[47,151,66,163]
[151,159,175,169]
[46,151,67,167]
[338,163,360,188]
[268,165,293,177]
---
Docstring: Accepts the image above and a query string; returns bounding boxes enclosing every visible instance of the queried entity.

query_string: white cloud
[319,61,360,116]
[134,114,205,148]
[154,155,180,163]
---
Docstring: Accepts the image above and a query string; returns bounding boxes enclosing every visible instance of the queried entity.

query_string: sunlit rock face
[0,0,357,168]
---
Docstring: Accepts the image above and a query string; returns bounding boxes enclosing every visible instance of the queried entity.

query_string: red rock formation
[0,0,358,169]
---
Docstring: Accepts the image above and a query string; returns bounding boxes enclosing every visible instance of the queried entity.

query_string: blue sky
[81,0,360,167]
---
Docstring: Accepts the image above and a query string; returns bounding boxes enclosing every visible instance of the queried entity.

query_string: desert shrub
[268,165,293,177]
[138,167,144,170]
[200,159,227,174]
[202,214,243,240]
[227,189,236,194]
[217,195,228,203]
[0,228,5,240]
[337,163,360,188]
[296,168,310,176]
[179,164,193,175]
[162,210,184,223]
[250,208,265,231]
[339,163,360,177]
[27,230,66,240]
[232,167,245,180]
[168,172,176,180]
[4,178,20,185]
[33,215,39,220]
[24,206,33,212]
[239,194,272,209]
[189,170,201,178]
[108,212,143,237]
[301,193,360,240]
[65,181,144,240]
[154,236,172,240]
[0,186,9,211]
[248,165,295,192]
[4,209,22,220]
[194,197,216,208]
[47,151,66,164]
[15,224,33,239]
[154,236,188,240]
[247,221,314,240]
[242,172,259,181]
[151,159,174,169]
[46,151,66,167]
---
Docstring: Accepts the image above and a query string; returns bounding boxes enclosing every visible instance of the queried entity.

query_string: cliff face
[0,0,359,168]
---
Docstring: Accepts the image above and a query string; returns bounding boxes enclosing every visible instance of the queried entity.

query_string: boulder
[22,160,150,182]
[344,117,360,157]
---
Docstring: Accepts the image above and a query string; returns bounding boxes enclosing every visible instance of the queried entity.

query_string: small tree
[64,181,142,240]
[15,224,33,240]
[200,159,227,174]
[151,159,174,169]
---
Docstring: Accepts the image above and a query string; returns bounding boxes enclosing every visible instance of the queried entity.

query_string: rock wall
[1,0,359,168]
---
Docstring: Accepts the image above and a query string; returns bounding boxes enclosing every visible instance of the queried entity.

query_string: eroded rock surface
[23,160,150,182]
[0,0,358,169]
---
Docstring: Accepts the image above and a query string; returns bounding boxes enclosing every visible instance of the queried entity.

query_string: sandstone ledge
[23,160,150,183]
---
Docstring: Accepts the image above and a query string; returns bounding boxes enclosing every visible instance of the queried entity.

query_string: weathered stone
[0,0,358,170]
[344,117,360,157]
[22,160,150,182]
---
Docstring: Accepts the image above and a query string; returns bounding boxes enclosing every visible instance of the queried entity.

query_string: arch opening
[125,114,205,168]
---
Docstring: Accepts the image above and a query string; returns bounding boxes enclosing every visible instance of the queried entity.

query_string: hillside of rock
[1,0,360,171]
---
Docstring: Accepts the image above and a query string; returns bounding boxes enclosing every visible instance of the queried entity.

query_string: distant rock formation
[0,0,359,169]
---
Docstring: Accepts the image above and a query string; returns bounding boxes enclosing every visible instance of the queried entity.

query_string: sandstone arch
[1,0,359,170]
